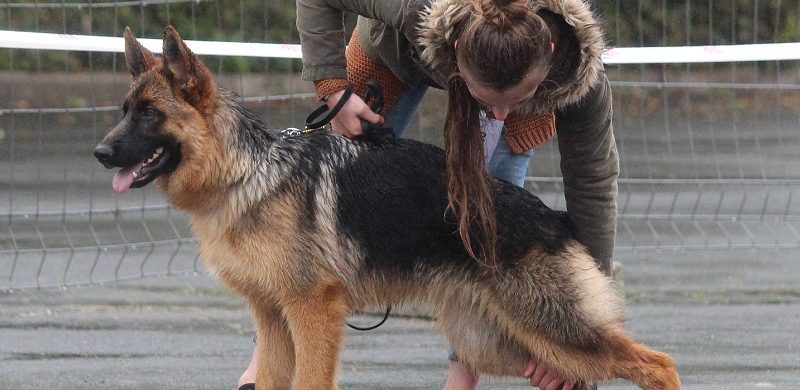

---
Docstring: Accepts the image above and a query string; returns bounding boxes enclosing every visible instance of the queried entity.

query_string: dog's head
[94,26,217,194]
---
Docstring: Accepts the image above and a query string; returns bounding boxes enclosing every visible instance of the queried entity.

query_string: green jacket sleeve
[555,72,619,274]
[296,0,420,81]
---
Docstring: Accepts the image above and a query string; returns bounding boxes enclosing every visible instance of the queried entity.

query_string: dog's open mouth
[112,146,172,193]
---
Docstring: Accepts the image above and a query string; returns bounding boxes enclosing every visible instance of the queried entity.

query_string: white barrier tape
[0,30,302,59]
[2,30,800,64]
[602,42,800,64]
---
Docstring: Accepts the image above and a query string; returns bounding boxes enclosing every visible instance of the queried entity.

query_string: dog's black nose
[94,143,115,168]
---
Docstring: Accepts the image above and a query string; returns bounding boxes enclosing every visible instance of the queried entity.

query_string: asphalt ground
[1,248,799,390]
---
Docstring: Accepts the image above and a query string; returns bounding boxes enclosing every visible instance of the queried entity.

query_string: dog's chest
[189,208,309,297]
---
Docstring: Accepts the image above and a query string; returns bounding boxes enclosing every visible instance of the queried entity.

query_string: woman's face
[462,67,548,121]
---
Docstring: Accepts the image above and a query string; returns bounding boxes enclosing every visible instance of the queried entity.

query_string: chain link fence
[1,0,799,290]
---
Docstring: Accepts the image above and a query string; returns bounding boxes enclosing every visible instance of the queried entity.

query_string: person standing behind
[237,0,618,389]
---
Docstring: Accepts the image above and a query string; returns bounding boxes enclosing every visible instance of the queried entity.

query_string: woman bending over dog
[237,0,618,389]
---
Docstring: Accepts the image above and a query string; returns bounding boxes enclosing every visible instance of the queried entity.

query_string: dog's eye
[141,107,157,118]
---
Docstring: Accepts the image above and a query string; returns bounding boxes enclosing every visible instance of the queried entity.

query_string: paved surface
[1,249,799,389]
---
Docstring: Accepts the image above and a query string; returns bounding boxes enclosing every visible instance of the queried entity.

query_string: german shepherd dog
[94,26,680,389]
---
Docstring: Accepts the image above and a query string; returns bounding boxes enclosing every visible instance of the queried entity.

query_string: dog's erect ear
[123,27,158,78]
[161,25,215,105]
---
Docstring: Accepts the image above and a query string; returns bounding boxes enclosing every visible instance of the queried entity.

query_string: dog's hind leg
[281,280,349,390]
[435,301,529,377]
[485,244,680,389]
[251,301,295,390]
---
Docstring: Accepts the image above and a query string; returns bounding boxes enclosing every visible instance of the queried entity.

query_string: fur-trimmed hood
[416,0,605,114]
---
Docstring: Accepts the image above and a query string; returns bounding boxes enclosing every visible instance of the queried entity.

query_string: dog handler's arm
[296,0,419,136]
[556,72,619,275]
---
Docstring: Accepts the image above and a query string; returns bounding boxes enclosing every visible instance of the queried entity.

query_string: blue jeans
[487,137,534,187]
[385,83,533,188]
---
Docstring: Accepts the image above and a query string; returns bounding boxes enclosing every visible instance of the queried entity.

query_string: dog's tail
[490,312,680,389]
[491,242,626,352]
[488,243,681,388]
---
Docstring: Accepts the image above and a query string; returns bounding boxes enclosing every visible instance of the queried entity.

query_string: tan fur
[563,243,624,329]
[279,281,349,389]
[105,26,681,390]
[252,302,296,390]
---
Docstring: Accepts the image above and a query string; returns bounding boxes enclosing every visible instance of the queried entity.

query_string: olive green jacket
[296,0,618,270]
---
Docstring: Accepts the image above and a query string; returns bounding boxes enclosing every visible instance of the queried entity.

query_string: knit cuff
[502,112,557,153]
[314,78,351,102]
[345,30,406,117]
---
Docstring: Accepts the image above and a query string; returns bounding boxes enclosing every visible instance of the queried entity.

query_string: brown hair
[444,75,497,268]
[443,0,553,269]
[457,0,553,88]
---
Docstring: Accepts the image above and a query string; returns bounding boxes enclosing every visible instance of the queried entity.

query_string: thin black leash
[346,305,392,331]
[285,79,387,137]
[289,80,393,331]
[279,86,353,138]
[303,85,354,132]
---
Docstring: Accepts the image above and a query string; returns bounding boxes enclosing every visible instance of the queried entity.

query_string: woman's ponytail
[443,75,498,270]
[440,0,553,269]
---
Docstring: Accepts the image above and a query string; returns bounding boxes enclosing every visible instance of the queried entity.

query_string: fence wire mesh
[1,0,799,290]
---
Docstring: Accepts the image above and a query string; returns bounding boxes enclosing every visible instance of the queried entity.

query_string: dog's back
[288,131,576,269]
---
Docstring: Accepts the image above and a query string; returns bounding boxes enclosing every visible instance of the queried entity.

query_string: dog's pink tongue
[112,166,136,193]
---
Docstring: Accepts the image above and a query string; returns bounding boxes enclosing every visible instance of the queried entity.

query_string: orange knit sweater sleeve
[502,111,557,154]
[313,31,406,115]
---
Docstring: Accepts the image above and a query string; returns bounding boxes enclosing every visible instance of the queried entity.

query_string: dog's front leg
[251,301,296,390]
[282,281,348,390]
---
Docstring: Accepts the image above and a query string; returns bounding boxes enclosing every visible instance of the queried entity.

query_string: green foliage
[0,0,303,72]
[596,0,800,46]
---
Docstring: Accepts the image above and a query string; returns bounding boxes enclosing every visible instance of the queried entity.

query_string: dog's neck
[164,89,279,211]
[182,90,286,216]
[221,89,281,145]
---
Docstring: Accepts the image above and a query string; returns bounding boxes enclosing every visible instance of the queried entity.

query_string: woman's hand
[524,358,576,390]
[326,89,384,138]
